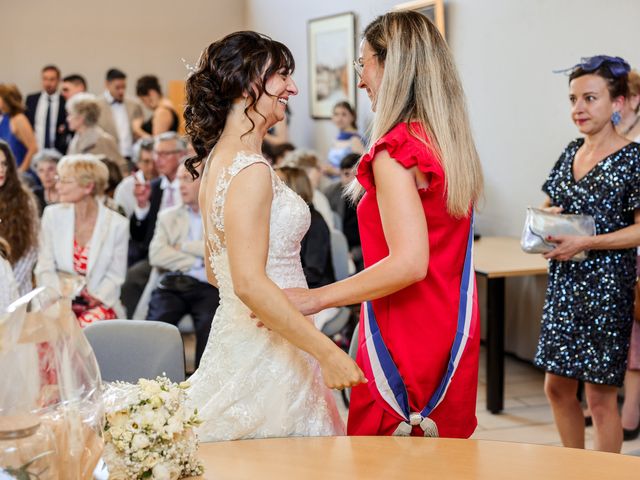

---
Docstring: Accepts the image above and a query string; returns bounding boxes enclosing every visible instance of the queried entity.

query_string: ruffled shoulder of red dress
[356,122,442,191]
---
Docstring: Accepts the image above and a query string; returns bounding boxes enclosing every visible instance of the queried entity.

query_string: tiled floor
[184,336,640,455]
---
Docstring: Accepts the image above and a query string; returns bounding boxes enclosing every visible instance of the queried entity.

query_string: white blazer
[35,202,129,313]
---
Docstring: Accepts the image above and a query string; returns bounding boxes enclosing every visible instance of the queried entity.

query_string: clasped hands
[540,206,591,261]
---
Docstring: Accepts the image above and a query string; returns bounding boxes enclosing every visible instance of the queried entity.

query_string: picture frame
[393,0,446,38]
[307,12,356,119]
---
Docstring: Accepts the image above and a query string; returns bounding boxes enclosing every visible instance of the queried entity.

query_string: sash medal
[359,215,475,436]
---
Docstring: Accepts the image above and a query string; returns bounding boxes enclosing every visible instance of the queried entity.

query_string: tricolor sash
[358,215,475,437]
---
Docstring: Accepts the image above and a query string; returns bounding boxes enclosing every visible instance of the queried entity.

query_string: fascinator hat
[555,55,631,78]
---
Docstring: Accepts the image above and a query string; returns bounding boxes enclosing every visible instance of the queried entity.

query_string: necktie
[165,185,175,208]
[44,96,52,148]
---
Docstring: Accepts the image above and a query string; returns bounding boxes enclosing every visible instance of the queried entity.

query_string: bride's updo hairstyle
[184,31,295,178]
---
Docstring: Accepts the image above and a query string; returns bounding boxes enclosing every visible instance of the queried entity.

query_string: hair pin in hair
[553,55,630,77]
[181,58,197,75]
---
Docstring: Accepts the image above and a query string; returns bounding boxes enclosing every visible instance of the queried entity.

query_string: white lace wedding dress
[187,152,345,442]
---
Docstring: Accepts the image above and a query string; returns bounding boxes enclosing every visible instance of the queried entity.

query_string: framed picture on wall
[393,0,445,38]
[307,12,356,119]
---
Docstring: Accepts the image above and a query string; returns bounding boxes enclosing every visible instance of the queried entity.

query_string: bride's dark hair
[184,31,295,178]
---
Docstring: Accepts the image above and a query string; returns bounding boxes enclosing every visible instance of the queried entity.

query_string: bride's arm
[286,150,430,314]
[225,162,365,390]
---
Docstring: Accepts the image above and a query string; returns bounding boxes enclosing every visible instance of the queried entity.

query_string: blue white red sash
[358,215,475,437]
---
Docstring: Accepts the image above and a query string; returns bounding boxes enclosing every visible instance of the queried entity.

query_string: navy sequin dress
[534,139,640,386]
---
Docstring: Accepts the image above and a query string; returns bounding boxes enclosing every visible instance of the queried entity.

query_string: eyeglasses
[154,150,182,158]
[353,54,378,79]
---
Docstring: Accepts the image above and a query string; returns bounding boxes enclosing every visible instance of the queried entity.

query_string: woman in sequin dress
[534,56,640,453]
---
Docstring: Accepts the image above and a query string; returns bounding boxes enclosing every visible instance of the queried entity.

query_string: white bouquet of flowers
[102,377,203,479]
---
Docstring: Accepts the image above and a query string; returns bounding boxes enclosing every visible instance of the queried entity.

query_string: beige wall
[1,0,246,100]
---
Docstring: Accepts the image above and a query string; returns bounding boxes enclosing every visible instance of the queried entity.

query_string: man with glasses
[113,138,159,218]
[121,132,186,317]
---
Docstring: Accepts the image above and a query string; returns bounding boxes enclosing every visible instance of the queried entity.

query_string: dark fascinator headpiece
[554,55,631,77]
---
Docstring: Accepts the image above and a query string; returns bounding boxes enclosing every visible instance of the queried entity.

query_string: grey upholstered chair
[84,320,186,383]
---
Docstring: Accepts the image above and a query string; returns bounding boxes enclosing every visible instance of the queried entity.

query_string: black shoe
[584,415,593,427]
[623,423,640,441]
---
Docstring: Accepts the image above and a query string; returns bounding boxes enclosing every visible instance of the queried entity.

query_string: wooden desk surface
[193,436,638,479]
[474,236,549,278]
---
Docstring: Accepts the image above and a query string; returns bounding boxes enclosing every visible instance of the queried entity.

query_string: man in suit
[96,68,143,161]
[147,162,218,368]
[25,65,68,154]
[120,132,186,317]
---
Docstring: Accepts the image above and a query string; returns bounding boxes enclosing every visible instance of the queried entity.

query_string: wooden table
[474,236,548,413]
[194,437,639,479]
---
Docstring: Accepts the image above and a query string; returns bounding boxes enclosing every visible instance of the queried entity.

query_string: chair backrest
[330,228,350,282]
[83,320,185,383]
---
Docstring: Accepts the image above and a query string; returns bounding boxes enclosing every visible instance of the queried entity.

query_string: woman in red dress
[285,11,483,437]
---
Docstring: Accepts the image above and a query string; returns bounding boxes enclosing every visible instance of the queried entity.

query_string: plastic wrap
[0,286,103,479]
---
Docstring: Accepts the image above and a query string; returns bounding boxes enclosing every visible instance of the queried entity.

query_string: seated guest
[66,93,127,175]
[60,74,87,101]
[276,166,337,331]
[114,138,158,217]
[0,140,39,296]
[323,153,362,271]
[281,149,334,228]
[325,101,364,177]
[35,154,129,326]
[98,156,126,216]
[121,132,186,317]
[32,149,62,213]
[134,75,179,137]
[0,84,38,175]
[276,166,335,289]
[147,163,218,368]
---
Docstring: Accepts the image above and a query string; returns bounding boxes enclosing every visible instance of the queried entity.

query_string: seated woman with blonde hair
[66,93,127,176]
[35,154,129,326]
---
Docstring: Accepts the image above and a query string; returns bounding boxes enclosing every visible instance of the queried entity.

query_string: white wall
[247,0,640,236]
[1,0,245,100]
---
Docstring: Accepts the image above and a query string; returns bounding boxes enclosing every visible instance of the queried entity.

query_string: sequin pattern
[187,152,344,441]
[534,139,640,386]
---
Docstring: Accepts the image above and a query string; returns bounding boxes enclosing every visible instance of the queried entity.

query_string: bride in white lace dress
[182,32,365,442]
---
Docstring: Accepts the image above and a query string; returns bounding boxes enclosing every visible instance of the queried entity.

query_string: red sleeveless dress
[347,122,480,438]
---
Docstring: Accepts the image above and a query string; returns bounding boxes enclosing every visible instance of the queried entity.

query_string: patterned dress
[73,239,116,327]
[534,139,640,386]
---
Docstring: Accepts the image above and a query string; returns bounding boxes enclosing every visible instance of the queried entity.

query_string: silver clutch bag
[520,207,596,261]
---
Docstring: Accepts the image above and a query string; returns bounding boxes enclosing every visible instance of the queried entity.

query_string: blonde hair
[66,92,100,126]
[349,11,483,217]
[275,166,313,204]
[57,154,109,197]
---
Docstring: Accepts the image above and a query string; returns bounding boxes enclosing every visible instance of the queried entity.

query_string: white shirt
[133,175,182,220]
[104,91,134,157]
[185,206,207,283]
[34,92,60,149]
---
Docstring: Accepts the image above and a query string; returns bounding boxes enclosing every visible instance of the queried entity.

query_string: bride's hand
[283,288,322,316]
[318,349,367,390]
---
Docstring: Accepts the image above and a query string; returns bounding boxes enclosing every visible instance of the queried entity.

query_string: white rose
[131,433,150,450]
[152,463,171,480]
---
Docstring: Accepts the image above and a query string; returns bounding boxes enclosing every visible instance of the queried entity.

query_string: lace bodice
[205,152,311,292]
[187,151,344,441]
